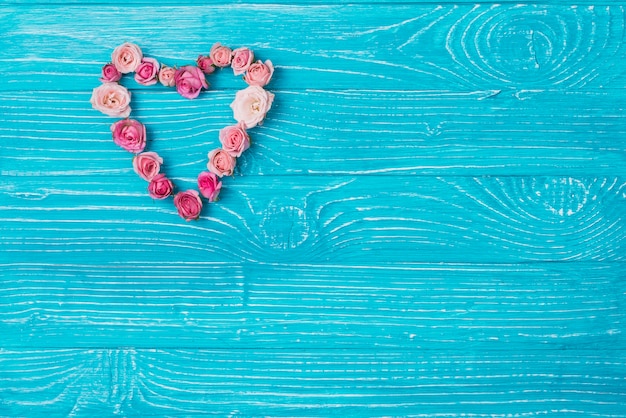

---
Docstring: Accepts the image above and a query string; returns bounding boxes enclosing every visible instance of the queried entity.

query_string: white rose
[90,82,132,118]
[111,42,143,74]
[230,86,274,128]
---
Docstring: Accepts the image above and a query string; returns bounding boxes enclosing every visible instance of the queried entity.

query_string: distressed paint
[1,2,625,417]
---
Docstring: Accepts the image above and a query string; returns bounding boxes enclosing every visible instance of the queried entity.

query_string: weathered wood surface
[1,3,625,417]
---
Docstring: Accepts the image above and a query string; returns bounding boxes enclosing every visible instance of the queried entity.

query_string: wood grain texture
[2,89,625,177]
[1,1,625,416]
[1,5,625,91]
[2,176,625,263]
[0,262,624,349]
[1,349,625,416]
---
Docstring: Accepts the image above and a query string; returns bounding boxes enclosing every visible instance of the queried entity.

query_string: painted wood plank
[1,348,625,416]
[0,262,623,349]
[2,89,625,177]
[1,4,625,91]
[2,175,624,263]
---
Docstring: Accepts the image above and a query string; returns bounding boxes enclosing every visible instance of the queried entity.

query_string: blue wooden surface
[1,2,626,417]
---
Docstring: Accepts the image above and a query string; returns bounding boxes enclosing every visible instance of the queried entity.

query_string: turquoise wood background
[1,1,625,416]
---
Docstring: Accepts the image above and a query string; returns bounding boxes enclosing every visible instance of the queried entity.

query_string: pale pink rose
[209,43,232,67]
[148,173,173,199]
[133,151,163,181]
[111,42,143,74]
[174,190,203,221]
[230,85,274,128]
[197,55,215,74]
[134,57,160,86]
[91,82,132,118]
[159,65,177,87]
[231,47,254,76]
[197,171,222,202]
[243,60,274,87]
[207,148,236,177]
[174,65,208,99]
[219,122,250,157]
[100,63,122,82]
[110,118,146,153]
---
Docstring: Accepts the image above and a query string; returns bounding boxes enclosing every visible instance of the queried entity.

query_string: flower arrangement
[90,42,275,221]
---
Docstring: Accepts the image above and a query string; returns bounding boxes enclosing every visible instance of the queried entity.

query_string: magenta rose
[197,55,215,74]
[174,190,203,221]
[243,60,274,87]
[197,171,222,202]
[231,47,254,76]
[230,85,274,128]
[207,148,236,177]
[111,42,143,74]
[174,65,208,99]
[133,151,163,181]
[100,63,122,82]
[209,43,232,67]
[148,173,173,199]
[90,82,132,118]
[219,122,250,157]
[159,65,176,87]
[110,118,146,153]
[134,57,160,86]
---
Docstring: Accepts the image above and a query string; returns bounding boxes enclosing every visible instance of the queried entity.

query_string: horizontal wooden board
[1,4,625,91]
[2,89,625,177]
[2,175,624,263]
[0,262,624,349]
[1,348,625,416]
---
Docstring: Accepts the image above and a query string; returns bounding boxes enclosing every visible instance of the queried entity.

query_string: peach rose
[100,63,121,82]
[197,55,215,74]
[134,57,160,86]
[231,47,254,76]
[133,151,163,181]
[174,190,203,221]
[159,65,177,87]
[207,148,236,177]
[197,171,222,202]
[243,60,274,87]
[209,43,232,67]
[148,173,173,199]
[219,122,250,157]
[230,85,274,128]
[110,118,146,153]
[111,42,143,74]
[91,82,132,118]
[174,65,208,99]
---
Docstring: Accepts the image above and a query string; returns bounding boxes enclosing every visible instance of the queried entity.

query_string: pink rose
[100,63,122,82]
[219,122,250,157]
[243,60,274,87]
[209,43,232,67]
[207,148,236,177]
[133,151,163,181]
[148,173,174,199]
[230,85,274,128]
[134,57,160,86]
[197,171,222,202]
[174,190,203,221]
[110,118,146,153]
[159,65,177,87]
[174,65,208,99]
[90,82,132,118]
[231,47,254,76]
[197,55,215,74]
[111,42,143,74]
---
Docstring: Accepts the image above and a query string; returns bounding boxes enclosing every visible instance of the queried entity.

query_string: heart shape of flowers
[90,42,275,221]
